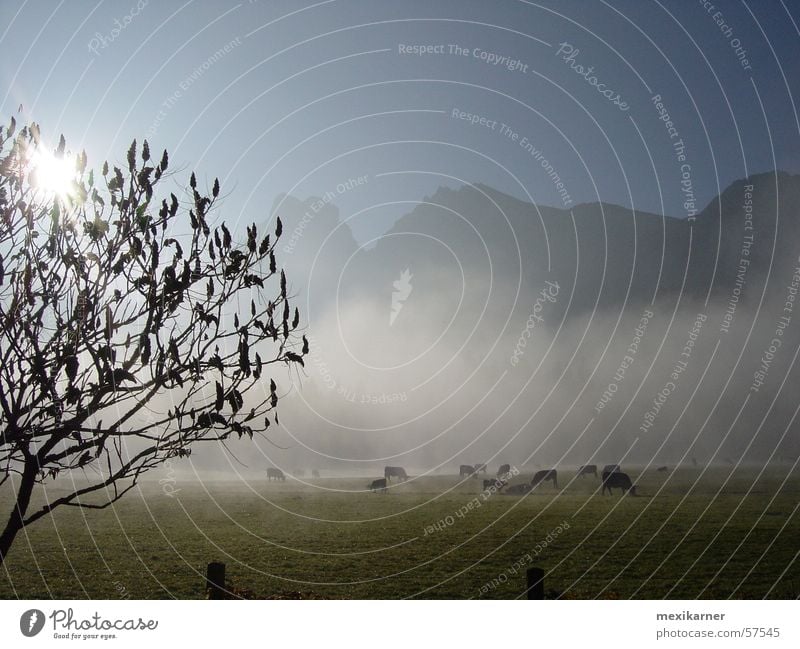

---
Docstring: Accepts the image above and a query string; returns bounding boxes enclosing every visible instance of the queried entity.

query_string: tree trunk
[0,459,37,566]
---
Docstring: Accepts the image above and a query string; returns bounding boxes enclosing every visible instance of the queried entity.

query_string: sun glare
[29,148,78,202]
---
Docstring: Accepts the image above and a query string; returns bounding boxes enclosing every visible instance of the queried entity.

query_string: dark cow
[369,478,388,493]
[503,483,532,495]
[312,469,320,478]
[483,478,505,492]
[497,463,511,478]
[459,464,477,478]
[384,466,408,482]
[578,464,598,478]
[603,464,621,474]
[657,466,668,473]
[474,463,488,474]
[266,468,285,481]
[601,471,636,496]
[531,469,558,489]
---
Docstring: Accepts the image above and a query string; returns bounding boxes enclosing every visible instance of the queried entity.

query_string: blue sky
[2,0,799,243]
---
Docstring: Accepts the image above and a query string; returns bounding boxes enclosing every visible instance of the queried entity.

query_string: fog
[165,173,800,482]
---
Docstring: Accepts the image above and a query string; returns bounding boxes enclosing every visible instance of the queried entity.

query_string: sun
[28,148,78,202]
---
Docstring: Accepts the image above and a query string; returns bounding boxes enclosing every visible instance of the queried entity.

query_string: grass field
[1,466,798,599]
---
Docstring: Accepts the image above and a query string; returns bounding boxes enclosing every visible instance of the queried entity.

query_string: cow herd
[364,462,639,496]
[265,463,643,496]
[471,462,638,497]
[487,464,636,497]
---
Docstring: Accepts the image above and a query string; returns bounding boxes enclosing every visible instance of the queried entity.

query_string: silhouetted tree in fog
[0,117,307,564]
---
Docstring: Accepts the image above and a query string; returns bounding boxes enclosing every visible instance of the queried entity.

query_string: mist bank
[182,171,800,478]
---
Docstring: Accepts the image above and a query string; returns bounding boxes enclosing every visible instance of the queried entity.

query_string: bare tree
[0,117,307,564]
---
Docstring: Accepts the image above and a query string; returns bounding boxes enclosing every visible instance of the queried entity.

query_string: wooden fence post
[206,561,226,599]
[526,567,544,599]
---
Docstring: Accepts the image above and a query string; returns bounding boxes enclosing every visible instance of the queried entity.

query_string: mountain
[254,171,800,471]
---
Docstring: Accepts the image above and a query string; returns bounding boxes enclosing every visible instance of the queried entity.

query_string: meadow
[1,466,798,599]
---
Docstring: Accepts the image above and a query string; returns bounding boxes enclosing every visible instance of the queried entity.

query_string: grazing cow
[497,463,511,478]
[603,464,621,474]
[531,469,558,489]
[369,478,388,493]
[384,466,408,482]
[503,483,532,495]
[578,464,598,478]
[657,466,668,473]
[601,471,636,496]
[312,469,320,478]
[459,464,477,478]
[474,463,488,474]
[266,468,285,481]
[483,478,505,491]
